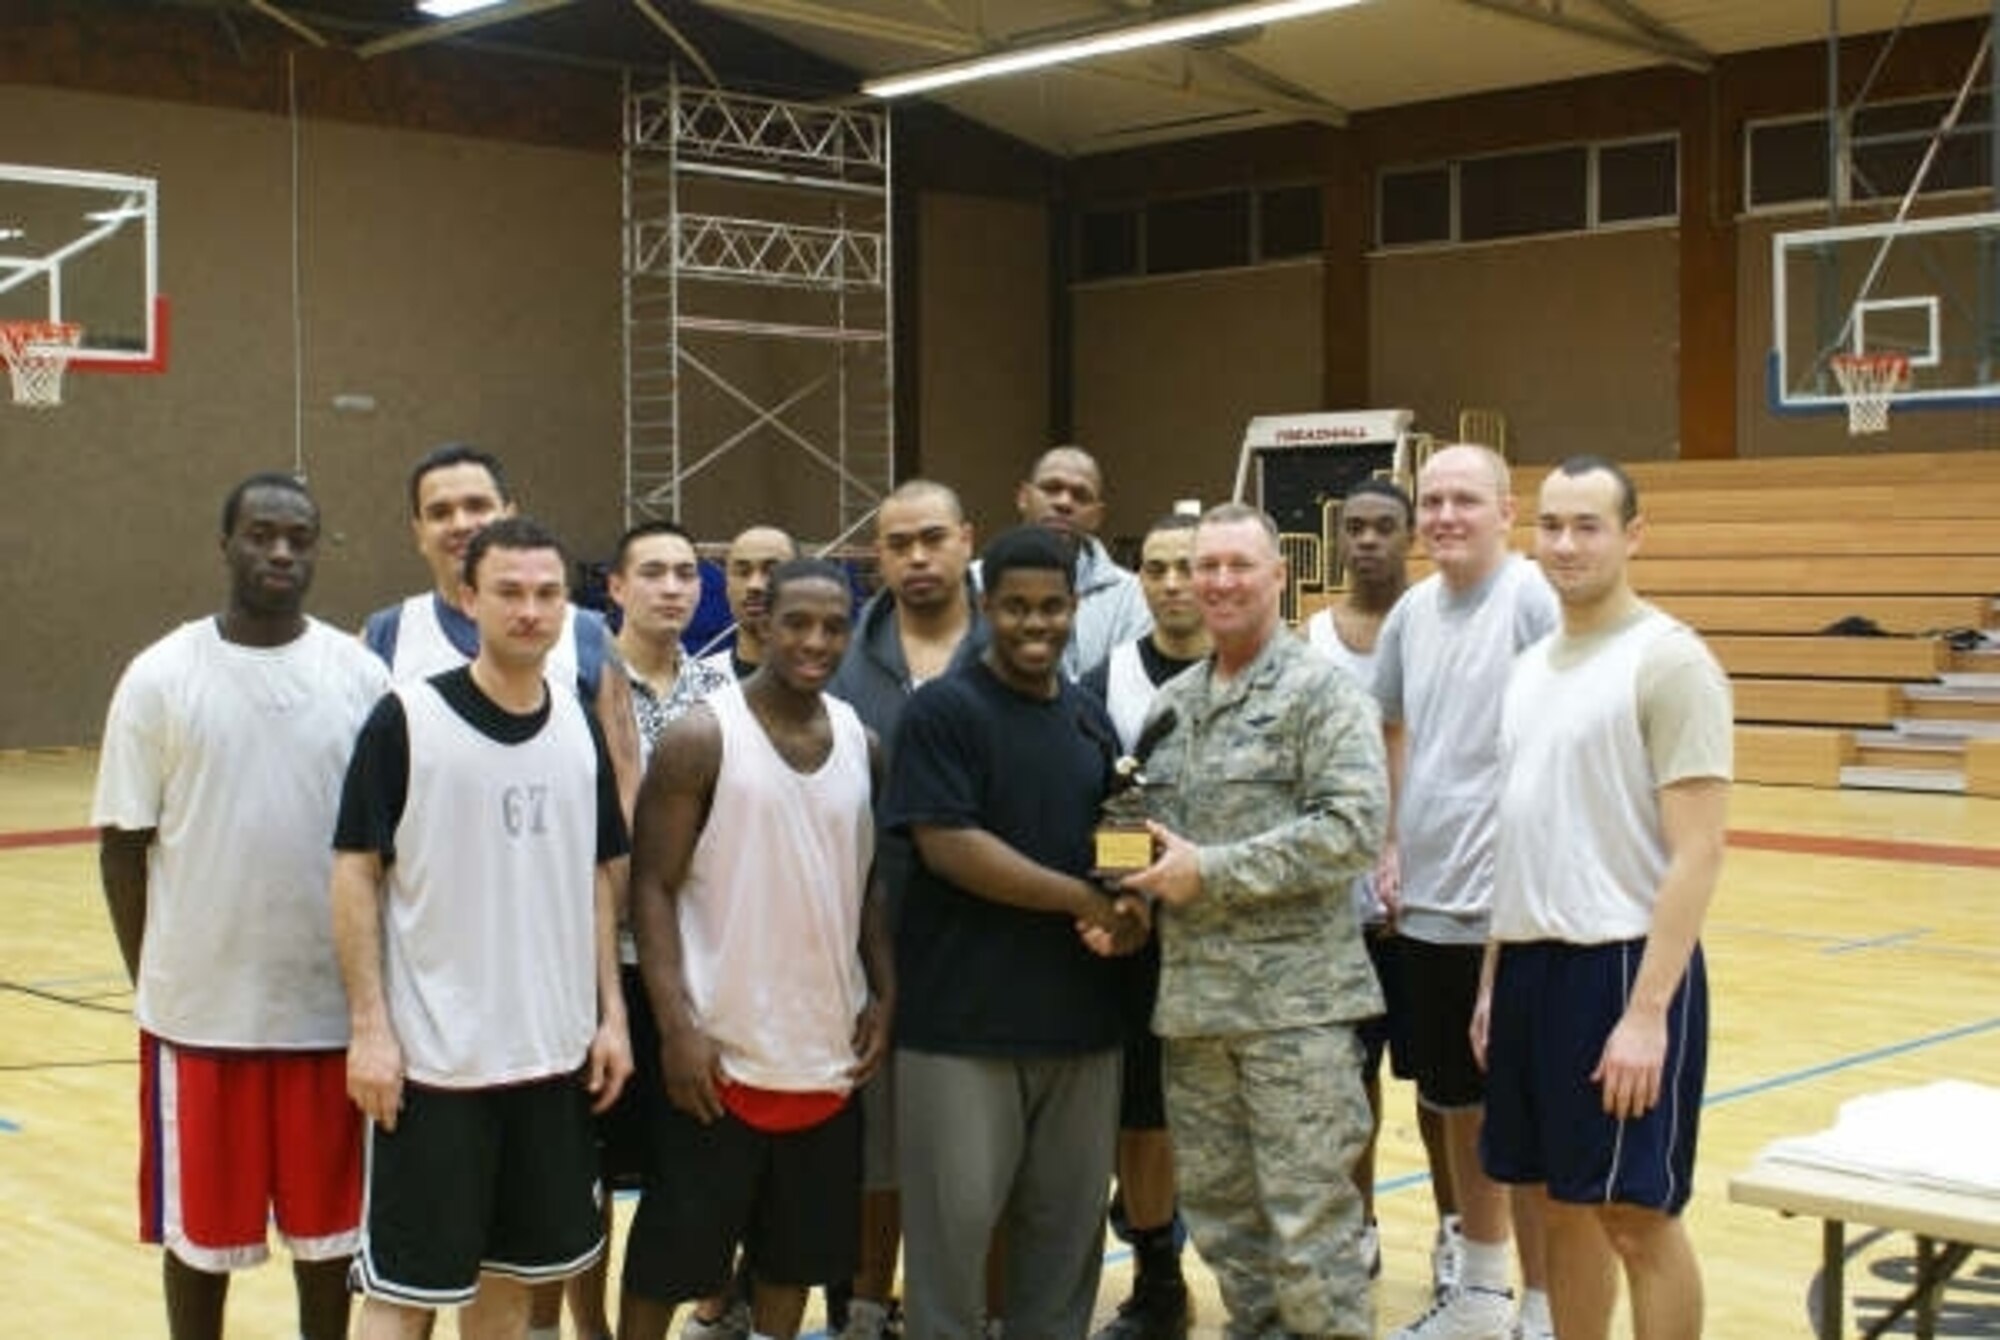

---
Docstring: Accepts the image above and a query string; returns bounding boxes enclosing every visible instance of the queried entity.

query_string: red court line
[0,826,96,851]
[1728,828,2000,870]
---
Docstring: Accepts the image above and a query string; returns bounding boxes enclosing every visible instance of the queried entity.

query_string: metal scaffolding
[623,76,894,548]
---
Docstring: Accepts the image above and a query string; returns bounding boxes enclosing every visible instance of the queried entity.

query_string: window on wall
[1745,95,1993,212]
[1598,136,1680,224]
[1073,183,1325,281]
[1147,192,1251,273]
[1259,185,1324,259]
[1080,207,1140,280]
[1376,135,1678,249]
[1378,166,1452,246]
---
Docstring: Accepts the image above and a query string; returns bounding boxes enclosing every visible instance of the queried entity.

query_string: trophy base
[1093,824,1155,877]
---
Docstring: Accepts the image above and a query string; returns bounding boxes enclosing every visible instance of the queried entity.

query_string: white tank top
[387,678,600,1087]
[389,592,580,691]
[1493,609,1677,944]
[1303,612,1386,925]
[1103,640,1159,754]
[680,684,875,1092]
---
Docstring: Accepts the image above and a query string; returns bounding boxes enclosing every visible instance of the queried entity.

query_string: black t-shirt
[334,667,629,865]
[883,659,1124,1056]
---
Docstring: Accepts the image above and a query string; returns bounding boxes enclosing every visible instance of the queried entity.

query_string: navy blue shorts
[1480,940,1707,1214]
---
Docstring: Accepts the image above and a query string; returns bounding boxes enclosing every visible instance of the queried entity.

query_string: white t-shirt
[680,684,874,1092]
[92,617,388,1048]
[1493,606,1733,943]
[1372,555,1560,943]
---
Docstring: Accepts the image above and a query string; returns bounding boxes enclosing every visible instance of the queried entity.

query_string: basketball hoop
[0,320,85,408]
[1829,351,1910,436]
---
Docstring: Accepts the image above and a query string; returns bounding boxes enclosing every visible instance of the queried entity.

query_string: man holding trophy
[1122,502,1389,1340]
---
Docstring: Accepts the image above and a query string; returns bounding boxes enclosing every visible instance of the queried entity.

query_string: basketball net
[1829,352,1909,436]
[0,321,84,409]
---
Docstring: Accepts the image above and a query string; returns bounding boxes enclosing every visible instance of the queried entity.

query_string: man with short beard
[701,526,800,680]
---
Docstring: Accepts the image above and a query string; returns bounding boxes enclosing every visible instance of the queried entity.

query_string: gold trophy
[1091,706,1177,877]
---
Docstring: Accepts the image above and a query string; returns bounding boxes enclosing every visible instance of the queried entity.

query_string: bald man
[1374,445,1559,1340]
[702,526,801,681]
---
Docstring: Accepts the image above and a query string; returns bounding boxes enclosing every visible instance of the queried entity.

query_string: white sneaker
[682,1300,750,1340]
[1431,1215,1465,1300]
[1389,1285,1515,1340]
[838,1298,890,1340]
[1360,1218,1382,1280]
[1511,1315,1556,1340]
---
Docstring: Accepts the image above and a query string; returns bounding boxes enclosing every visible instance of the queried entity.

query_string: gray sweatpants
[895,1047,1122,1340]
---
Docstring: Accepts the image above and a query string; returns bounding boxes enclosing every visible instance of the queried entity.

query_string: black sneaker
[1090,1279,1190,1340]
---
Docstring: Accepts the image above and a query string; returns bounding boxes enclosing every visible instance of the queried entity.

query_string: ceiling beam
[1592,0,1709,56]
[629,0,721,86]
[694,0,979,57]
[1085,56,1345,126]
[356,0,577,59]
[1454,0,1711,72]
[243,0,330,47]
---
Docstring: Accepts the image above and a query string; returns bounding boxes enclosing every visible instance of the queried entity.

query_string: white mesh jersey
[679,683,874,1093]
[386,591,580,691]
[386,678,601,1087]
[92,617,389,1048]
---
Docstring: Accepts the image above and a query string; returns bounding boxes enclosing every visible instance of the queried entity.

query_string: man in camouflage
[1125,502,1387,1340]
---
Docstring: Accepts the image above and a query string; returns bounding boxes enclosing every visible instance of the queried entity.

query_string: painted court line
[1728,828,2000,870]
[0,825,95,851]
[1822,928,1931,955]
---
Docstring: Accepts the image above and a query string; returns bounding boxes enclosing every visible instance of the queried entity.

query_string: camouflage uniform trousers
[1164,1023,1373,1340]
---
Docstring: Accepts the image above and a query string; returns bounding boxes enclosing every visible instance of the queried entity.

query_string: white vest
[680,684,874,1092]
[1103,640,1159,754]
[1493,610,1675,944]
[388,592,580,691]
[386,678,600,1087]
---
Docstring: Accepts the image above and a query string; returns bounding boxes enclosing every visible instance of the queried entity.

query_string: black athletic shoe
[1090,1278,1190,1340]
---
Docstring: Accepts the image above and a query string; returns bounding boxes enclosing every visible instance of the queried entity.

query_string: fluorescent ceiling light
[863,0,1367,99]
[417,0,510,16]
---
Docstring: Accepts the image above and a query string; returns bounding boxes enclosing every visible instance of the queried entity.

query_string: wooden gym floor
[3,748,1996,1336]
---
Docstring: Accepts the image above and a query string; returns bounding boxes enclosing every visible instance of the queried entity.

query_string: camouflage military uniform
[1143,628,1387,1340]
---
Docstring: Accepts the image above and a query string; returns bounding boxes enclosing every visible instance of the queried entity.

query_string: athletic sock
[1519,1287,1553,1332]
[1458,1236,1511,1292]
[1131,1221,1185,1286]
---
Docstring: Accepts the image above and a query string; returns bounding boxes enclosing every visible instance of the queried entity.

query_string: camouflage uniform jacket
[1144,628,1387,1037]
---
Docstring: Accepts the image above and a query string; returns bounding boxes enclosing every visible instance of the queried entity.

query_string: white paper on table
[1761,1080,2000,1196]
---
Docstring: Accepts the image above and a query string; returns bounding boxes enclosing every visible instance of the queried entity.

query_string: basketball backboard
[1771,209,2000,414]
[0,163,163,372]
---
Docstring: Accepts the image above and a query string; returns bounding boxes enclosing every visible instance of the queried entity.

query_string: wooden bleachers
[1297,450,2000,795]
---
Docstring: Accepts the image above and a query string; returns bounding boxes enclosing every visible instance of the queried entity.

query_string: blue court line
[0,1116,18,1133]
[1822,928,1931,956]
[24,973,128,992]
[1371,1014,2000,1198]
[1704,1015,2000,1107]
